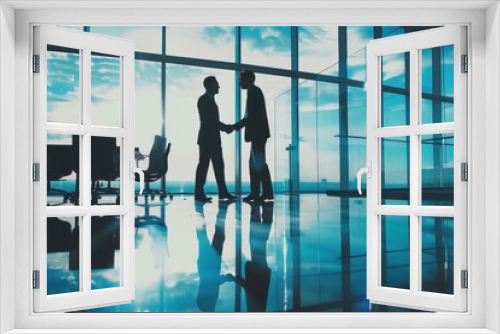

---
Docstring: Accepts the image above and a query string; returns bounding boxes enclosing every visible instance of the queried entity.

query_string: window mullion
[81,47,92,295]
[409,47,420,295]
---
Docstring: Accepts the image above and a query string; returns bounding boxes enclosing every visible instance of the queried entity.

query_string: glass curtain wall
[46,24,456,312]
[81,25,447,197]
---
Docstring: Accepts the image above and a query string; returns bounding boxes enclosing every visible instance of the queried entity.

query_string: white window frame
[365,26,467,312]
[0,2,498,334]
[33,25,136,313]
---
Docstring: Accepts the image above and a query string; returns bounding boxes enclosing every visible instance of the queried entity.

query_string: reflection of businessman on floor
[236,202,274,311]
[233,70,274,202]
[195,201,234,312]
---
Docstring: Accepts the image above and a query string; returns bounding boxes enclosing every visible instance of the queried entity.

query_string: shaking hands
[223,122,243,134]
[223,124,234,134]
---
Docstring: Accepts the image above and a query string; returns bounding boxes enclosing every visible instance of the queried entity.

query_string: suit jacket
[197,93,227,147]
[234,85,271,143]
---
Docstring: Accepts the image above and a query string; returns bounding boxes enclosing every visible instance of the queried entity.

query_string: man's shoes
[243,194,260,202]
[195,195,212,203]
[219,193,237,200]
[258,193,274,201]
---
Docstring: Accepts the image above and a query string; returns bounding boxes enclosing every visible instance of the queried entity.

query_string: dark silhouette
[46,144,74,205]
[134,135,172,201]
[235,202,274,311]
[195,200,234,312]
[72,136,120,205]
[195,76,236,202]
[233,70,274,202]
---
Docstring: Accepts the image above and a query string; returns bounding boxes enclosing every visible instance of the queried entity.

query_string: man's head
[203,76,220,95]
[239,70,255,90]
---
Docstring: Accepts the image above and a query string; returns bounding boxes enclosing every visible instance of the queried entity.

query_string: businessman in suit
[233,70,274,202]
[195,76,237,202]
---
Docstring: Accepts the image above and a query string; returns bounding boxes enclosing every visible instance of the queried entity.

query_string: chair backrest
[146,135,170,179]
[72,135,80,174]
[91,137,119,181]
[47,145,74,180]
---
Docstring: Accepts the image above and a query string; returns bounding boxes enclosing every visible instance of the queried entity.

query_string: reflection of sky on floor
[45,194,455,313]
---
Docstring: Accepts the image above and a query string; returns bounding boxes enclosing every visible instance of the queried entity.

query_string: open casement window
[361,26,467,312]
[33,26,140,312]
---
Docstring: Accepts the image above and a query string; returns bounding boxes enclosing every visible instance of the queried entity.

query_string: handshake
[223,123,240,134]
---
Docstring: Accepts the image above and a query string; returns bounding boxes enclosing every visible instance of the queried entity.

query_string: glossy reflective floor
[46,194,454,312]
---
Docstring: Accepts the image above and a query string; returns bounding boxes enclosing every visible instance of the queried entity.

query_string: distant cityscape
[50,166,453,196]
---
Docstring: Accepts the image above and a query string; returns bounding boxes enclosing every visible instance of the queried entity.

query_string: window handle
[130,161,144,195]
[357,162,371,195]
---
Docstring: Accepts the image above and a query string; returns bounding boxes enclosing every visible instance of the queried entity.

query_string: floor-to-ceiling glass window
[240,27,291,192]
[164,64,235,194]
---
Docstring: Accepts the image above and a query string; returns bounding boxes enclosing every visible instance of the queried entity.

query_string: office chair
[47,144,74,205]
[70,136,121,205]
[135,135,172,201]
[91,137,121,205]
[47,217,72,252]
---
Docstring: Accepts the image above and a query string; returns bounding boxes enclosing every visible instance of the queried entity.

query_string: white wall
[7,5,496,332]
[0,2,16,334]
[485,2,500,333]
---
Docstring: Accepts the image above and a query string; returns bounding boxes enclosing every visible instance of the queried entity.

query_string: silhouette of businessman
[195,201,234,312]
[195,76,237,202]
[233,70,274,202]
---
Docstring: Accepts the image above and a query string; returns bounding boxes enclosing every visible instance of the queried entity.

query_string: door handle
[357,162,371,195]
[130,161,144,195]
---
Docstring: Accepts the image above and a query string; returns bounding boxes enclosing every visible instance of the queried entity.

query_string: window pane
[90,137,121,205]
[47,45,80,124]
[47,216,81,295]
[135,61,163,150]
[299,80,318,191]
[347,26,373,81]
[381,215,410,290]
[241,73,289,193]
[421,133,454,206]
[347,86,366,138]
[241,26,291,69]
[347,86,367,190]
[381,51,409,127]
[421,45,454,124]
[421,216,454,295]
[382,92,409,127]
[299,26,338,75]
[47,134,80,206]
[381,137,410,205]
[91,52,121,127]
[91,215,121,290]
[89,26,162,54]
[318,82,340,191]
[166,26,235,62]
[382,52,408,89]
[298,80,340,193]
[165,65,235,194]
[135,60,163,190]
[382,26,405,37]
[274,88,292,194]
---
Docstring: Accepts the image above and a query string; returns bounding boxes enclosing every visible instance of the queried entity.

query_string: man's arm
[233,117,247,131]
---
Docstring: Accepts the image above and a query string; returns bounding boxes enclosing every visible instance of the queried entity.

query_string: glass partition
[274,89,293,194]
